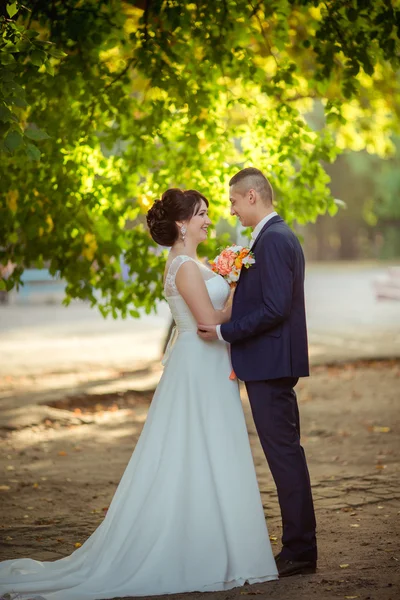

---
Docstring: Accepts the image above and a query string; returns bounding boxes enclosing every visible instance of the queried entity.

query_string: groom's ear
[248,188,257,205]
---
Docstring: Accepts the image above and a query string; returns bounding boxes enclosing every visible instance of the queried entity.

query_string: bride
[0,188,278,599]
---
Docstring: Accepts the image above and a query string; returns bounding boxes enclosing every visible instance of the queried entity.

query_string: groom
[198,167,317,577]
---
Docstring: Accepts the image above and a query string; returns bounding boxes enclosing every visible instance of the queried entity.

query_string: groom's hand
[197,324,218,340]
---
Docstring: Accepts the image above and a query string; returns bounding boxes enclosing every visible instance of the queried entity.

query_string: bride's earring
[180,225,187,245]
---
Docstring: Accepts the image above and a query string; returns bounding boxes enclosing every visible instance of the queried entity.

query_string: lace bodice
[164,255,216,297]
[163,255,230,333]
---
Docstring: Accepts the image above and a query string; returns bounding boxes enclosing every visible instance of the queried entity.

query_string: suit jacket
[220,215,309,381]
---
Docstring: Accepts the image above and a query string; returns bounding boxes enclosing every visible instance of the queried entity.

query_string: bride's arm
[222,290,233,320]
[175,261,230,326]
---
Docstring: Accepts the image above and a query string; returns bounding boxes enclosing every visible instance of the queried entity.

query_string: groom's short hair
[229,168,274,205]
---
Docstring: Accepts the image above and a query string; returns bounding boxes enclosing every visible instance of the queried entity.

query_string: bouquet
[210,245,255,287]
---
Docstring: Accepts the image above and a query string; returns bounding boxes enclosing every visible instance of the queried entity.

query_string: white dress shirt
[216,211,278,341]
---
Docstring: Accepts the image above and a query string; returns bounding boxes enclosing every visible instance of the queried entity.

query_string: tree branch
[63,2,117,29]
[248,0,279,66]
[323,1,351,54]
[249,0,263,18]
[104,57,139,91]
[143,0,151,45]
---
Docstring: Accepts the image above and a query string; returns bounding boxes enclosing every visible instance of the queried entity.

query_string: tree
[346,138,400,259]
[1,0,399,316]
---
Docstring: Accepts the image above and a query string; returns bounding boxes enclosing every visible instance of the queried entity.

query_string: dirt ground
[0,359,399,600]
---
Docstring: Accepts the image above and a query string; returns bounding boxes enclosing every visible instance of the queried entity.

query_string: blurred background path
[0,261,399,420]
[1,262,399,379]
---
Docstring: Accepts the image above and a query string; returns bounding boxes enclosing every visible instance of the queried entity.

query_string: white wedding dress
[0,255,278,599]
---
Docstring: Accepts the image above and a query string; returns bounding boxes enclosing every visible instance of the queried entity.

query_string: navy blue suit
[221,215,317,563]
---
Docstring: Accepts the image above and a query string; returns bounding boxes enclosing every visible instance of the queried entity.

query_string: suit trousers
[245,377,317,563]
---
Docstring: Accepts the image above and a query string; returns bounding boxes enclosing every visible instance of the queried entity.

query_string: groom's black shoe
[275,553,317,578]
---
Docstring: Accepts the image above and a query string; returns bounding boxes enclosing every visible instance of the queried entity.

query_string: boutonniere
[210,245,255,288]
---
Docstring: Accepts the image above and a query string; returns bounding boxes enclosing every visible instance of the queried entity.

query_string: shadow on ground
[0,359,399,600]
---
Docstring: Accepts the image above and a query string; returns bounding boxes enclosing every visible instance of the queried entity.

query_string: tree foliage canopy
[1,0,399,315]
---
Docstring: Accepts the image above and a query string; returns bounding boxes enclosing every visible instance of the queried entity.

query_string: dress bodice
[164,255,230,333]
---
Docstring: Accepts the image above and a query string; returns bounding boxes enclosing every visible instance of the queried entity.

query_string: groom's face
[229,186,254,227]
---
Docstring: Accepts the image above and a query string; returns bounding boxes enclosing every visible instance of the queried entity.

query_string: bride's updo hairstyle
[146,188,209,246]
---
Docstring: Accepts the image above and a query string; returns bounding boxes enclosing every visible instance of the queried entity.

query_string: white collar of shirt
[250,211,278,246]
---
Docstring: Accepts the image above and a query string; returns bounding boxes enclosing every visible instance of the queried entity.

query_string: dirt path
[1,360,399,600]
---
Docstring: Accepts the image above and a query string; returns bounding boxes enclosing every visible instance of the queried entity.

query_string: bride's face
[185,200,211,244]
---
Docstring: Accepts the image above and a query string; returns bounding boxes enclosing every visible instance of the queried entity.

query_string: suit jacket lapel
[250,214,283,253]
[235,215,283,291]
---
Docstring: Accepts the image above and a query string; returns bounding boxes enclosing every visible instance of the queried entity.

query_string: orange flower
[211,245,255,285]
[229,369,237,380]
[217,249,236,276]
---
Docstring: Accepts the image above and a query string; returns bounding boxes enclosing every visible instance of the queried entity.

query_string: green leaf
[30,49,46,67]
[26,142,41,160]
[0,68,15,83]
[25,30,40,39]
[0,104,12,122]
[15,39,31,53]
[13,95,28,108]
[358,49,374,76]
[34,256,45,269]
[384,38,395,57]
[346,8,358,22]
[8,232,18,244]
[0,52,16,65]
[24,126,50,141]
[6,3,18,18]
[47,47,68,59]
[4,129,22,151]
[326,112,338,124]
[45,61,55,76]
[328,202,338,217]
